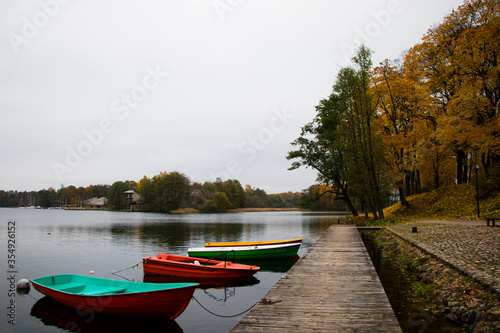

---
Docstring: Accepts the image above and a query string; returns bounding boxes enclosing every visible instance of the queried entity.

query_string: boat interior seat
[59,284,86,293]
[82,288,127,296]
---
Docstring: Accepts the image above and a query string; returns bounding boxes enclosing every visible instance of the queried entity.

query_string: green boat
[187,242,301,260]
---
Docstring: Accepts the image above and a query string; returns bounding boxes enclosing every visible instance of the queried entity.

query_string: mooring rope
[111,262,256,318]
[191,296,256,318]
[111,261,142,275]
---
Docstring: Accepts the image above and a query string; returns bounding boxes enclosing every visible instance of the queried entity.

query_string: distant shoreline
[227,207,304,213]
[171,207,306,214]
[4,207,306,213]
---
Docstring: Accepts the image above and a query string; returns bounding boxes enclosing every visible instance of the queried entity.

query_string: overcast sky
[0,0,464,194]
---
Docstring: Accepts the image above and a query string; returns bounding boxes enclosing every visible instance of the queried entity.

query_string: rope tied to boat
[191,296,257,318]
[111,261,142,276]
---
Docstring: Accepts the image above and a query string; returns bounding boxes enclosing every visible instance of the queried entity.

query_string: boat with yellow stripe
[204,238,303,247]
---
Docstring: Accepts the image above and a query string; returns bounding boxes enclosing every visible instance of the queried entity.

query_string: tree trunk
[318,187,359,217]
[462,156,468,184]
[375,195,384,219]
[416,169,421,194]
[482,152,490,177]
[369,201,377,219]
[340,188,359,216]
[457,150,465,184]
[411,170,416,195]
[405,171,411,196]
[433,154,440,189]
[361,201,369,218]
[399,187,410,208]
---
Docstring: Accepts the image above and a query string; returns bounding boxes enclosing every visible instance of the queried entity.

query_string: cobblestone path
[387,222,500,295]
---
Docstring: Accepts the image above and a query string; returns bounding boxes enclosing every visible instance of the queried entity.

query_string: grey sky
[0,0,464,193]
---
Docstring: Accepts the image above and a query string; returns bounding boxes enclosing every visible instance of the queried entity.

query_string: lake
[1,208,341,333]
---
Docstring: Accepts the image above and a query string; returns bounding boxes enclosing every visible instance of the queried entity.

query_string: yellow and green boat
[187,242,301,260]
[204,238,303,247]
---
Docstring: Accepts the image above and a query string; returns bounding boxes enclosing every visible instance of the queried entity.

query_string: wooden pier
[230,225,401,332]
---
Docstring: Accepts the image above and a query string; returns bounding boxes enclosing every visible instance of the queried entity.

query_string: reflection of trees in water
[48,213,339,253]
[135,222,251,248]
[52,212,340,252]
[301,216,340,235]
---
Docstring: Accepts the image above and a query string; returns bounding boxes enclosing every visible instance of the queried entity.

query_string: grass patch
[345,215,409,227]
[411,282,436,300]
[227,208,304,213]
[170,208,200,214]
[384,184,500,220]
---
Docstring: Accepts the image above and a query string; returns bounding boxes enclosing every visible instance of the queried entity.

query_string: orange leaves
[374,0,500,190]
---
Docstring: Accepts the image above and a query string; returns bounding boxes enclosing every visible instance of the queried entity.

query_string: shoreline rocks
[372,229,500,332]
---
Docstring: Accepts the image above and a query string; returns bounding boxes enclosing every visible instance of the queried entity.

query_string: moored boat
[142,253,260,279]
[187,242,301,260]
[31,274,197,319]
[204,238,303,247]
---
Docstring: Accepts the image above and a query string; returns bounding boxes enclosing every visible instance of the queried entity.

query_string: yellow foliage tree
[405,0,500,184]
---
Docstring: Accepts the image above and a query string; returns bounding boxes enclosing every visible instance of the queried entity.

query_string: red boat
[31,274,197,319]
[142,253,260,279]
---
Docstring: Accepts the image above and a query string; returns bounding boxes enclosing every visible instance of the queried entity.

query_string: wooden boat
[31,274,197,319]
[187,242,301,260]
[204,238,303,247]
[142,253,260,279]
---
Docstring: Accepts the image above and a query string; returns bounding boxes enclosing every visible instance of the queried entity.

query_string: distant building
[124,190,141,210]
[84,197,108,209]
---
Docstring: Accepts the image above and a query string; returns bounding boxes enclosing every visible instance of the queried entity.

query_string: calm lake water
[1,208,341,333]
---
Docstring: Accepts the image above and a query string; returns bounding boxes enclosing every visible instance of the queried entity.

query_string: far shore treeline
[0,174,345,213]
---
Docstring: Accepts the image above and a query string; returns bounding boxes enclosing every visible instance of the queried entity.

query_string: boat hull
[31,274,197,319]
[187,242,301,260]
[143,253,259,279]
[31,296,183,333]
[204,238,303,247]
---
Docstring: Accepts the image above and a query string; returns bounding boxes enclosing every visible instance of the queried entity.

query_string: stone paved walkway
[386,221,500,295]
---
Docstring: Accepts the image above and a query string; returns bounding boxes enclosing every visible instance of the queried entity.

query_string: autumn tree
[108,181,132,210]
[147,171,191,213]
[372,59,427,204]
[287,91,358,215]
[268,191,302,208]
[36,188,57,208]
[58,185,81,207]
[340,47,389,219]
[405,0,500,185]
[215,179,247,209]
[289,46,390,218]
[245,185,272,208]
[296,185,345,211]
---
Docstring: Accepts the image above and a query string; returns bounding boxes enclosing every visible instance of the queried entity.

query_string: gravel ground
[386,222,500,295]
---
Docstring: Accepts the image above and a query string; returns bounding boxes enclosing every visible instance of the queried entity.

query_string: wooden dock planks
[230,225,402,332]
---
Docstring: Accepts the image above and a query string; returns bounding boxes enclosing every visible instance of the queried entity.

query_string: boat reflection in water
[238,255,300,273]
[143,274,260,289]
[31,297,183,333]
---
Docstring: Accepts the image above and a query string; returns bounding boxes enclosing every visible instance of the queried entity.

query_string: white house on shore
[84,197,108,209]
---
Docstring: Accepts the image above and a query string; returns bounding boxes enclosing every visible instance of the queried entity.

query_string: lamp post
[475,165,480,218]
